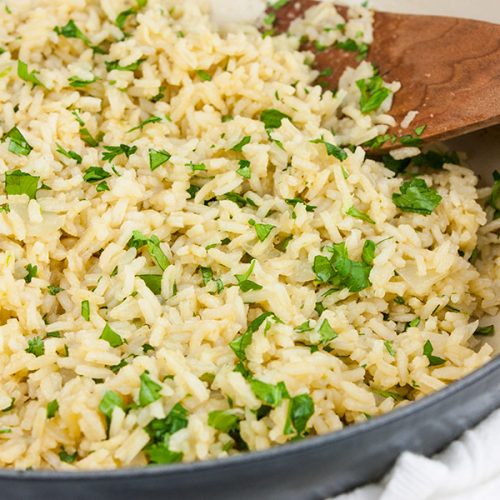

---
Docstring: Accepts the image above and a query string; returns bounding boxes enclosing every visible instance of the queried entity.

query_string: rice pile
[0,0,498,470]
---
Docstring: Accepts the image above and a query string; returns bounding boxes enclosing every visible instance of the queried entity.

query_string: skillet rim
[1,355,499,481]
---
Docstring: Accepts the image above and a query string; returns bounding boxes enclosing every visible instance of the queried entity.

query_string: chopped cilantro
[235,260,263,292]
[81,300,90,321]
[79,128,103,147]
[361,240,376,266]
[231,136,251,152]
[295,321,313,333]
[139,274,162,295]
[128,116,162,133]
[346,206,375,224]
[17,60,43,87]
[223,192,257,208]
[54,20,104,54]
[423,340,446,366]
[56,143,82,164]
[415,124,427,136]
[47,285,64,296]
[105,58,145,72]
[356,75,391,114]
[392,178,442,215]
[474,325,495,336]
[260,109,291,130]
[284,394,314,436]
[96,181,109,192]
[230,312,277,361]
[148,149,171,171]
[384,340,395,356]
[26,336,44,357]
[208,410,240,433]
[138,371,162,407]
[59,448,77,464]
[2,127,32,156]
[98,390,124,419]
[236,159,251,179]
[68,75,98,88]
[47,399,59,419]
[0,203,10,213]
[116,9,136,30]
[311,137,348,161]
[285,197,316,212]
[46,331,61,338]
[100,323,124,348]
[250,380,289,407]
[24,263,38,283]
[5,170,39,199]
[83,166,111,183]
[248,219,275,242]
[102,144,137,162]
[394,296,405,305]
[409,317,421,328]
[195,69,212,81]
[318,319,337,343]
[335,39,369,60]
[399,135,422,147]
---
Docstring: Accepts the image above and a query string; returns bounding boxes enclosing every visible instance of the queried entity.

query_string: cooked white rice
[0,0,498,471]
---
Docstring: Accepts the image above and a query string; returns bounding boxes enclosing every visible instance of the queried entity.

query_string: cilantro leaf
[144,444,183,464]
[138,371,162,407]
[2,127,32,156]
[384,340,395,356]
[346,206,375,224]
[0,203,10,213]
[311,138,348,162]
[59,448,77,463]
[149,149,171,171]
[208,410,240,433]
[423,340,446,366]
[98,390,124,419]
[17,60,43,87]
[318,319,337,343]
[474,325,495,336]
[139,274,162,295]
[250,380,289,407]
[229,312,277,361]
[79,128,103,147]
[83,166,111,183]
[361,240,376,266]
[231,136,251,152]
[47,399,59,419]
[24,263,38,283]
[235,259,263,292]
[100,323,124,348]
[56,143,82,164]
[248,219,275,242]
[285,394,314,436]
[392,178,442,215]
[335,39,369,60]
[68,75,98,88]
[195,69,212,81]
[47,285,64,296]
[26,336,44,357]
[260,109,291,130]
[285,197,316,212]
[147,235,169,270]
[105,58,145,72]
[236,160,251,179]
[356,75,391,114]
[102,144,137,162]
[81,300,90,321]
[5,170,39,199]
[128,116,162,133]
[223,192,257,208]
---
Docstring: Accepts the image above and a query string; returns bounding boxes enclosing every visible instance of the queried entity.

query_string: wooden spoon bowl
[272,1,500,150]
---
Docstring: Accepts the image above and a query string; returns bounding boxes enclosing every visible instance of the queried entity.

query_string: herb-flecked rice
[0,0,498,470]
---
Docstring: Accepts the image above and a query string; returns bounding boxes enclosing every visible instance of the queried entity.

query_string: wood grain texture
[273,1,500,149]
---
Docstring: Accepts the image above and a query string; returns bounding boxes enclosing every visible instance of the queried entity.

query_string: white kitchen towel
[333,408,500,500]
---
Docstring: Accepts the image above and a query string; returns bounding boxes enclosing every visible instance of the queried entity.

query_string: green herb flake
[415,124,427,136]
[47,285,64,296]
[138,371,162,407]
[392,178,442,215]
[105,58,145,72]
[384,340,395,356]
[285,394,314,436]
[128,116,162,133]
[56,143,82,164]
[24,263,38,283]
[46,399,59,419]
[100,323,124,348]
[83,166,111,183]
[196,69,212,81]
[260,109,291,130]
[81,300,90,321]
[5,170,39,200]
[26,336,44,357]
[59,448,77,464]
[250,380,289,407]
[98,390,124,419]
[235,259,263,292]
[231,136,251,152]
[236,159,251,179]
[399,135,422,147]
[356,75,391,114]
[311,138,348,162]
[318,319,337,344]
[409,317,421,328]
[79,128,103,147]
[474,325,495,336]
[230,312,277,361]
[285,198,316,212]
[0,203,10,213]
[2,127,32,156]
[102,144,137,162]
[200,266,213,285]
[68,75,98,88]
[208,410,240,433]
[46,331,61,338]
[423,340,446,366]
[17,60,43,87]
[147,235,169,270]
[362,240,376,266]
[54,20,104,53]
[149,149,171,171]
[346,206,375,224]
[248,219,275,242]
[139,274,162,295]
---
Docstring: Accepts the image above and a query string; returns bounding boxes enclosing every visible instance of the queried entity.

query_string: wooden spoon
[272,0,500,151]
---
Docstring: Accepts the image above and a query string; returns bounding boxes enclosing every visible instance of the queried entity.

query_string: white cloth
[333,408,500,500]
